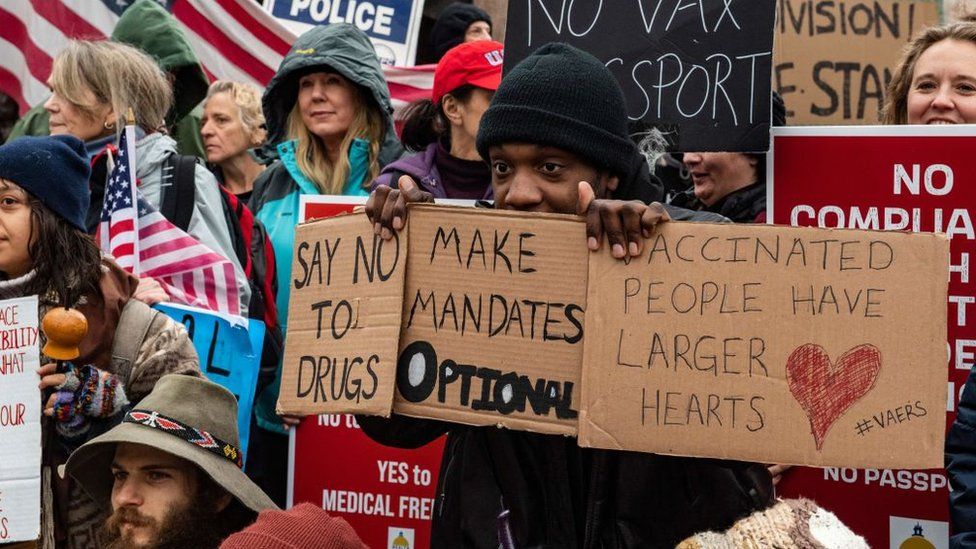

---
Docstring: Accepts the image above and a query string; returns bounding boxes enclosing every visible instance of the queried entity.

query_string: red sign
[289,415,445,549]
[769,126,973,549]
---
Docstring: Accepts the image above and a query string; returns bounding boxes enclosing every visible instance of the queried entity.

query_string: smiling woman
[882,22,976,124]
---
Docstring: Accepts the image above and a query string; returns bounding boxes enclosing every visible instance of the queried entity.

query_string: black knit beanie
[477,43,638,181]
[0,135,90,231]
[431,2,492,59]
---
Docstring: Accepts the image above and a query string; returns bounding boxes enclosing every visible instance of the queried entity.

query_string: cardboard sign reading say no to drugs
[280,207,949,468]
[279,214,407,417]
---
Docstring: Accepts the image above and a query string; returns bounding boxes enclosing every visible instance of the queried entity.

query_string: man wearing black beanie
[362,43,771,548]
[429,2,493,60]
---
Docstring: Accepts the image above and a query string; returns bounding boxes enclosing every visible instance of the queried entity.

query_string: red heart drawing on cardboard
[786,344,882,451]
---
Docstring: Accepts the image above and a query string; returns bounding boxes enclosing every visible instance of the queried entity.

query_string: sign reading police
[504,0,778,152]
[264,0,425,66]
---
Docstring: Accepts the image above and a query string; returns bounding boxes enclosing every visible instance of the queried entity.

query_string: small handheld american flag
[98,124,242,316]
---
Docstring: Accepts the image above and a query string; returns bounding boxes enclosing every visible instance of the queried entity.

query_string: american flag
[99,124,242,316]
[0,0,433,116]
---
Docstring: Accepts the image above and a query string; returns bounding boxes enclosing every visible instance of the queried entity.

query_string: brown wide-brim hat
[64,374,277,513]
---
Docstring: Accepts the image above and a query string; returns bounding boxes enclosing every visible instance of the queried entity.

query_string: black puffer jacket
[360,164,771,548]
[670,182,767,224]
[359,414,771,548]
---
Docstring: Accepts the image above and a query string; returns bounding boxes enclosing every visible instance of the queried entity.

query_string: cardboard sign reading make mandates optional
[393,206,587,436]
[579,222,949,468]
[278,214,407,417]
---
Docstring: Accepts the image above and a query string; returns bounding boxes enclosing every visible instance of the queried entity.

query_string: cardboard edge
[408,203,587,224]
[393,403,578,437]
[295,208,363,228]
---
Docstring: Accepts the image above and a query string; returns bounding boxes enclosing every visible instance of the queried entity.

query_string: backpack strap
[111,300,158,388]
[160,153,198,232]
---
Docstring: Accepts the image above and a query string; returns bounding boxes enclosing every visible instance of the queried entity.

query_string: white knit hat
[676,498,869,549]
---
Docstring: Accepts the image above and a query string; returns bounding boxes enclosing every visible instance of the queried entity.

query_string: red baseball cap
[432,40,504,104]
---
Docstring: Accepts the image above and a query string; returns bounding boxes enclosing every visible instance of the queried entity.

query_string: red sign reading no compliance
[769,126,976,549]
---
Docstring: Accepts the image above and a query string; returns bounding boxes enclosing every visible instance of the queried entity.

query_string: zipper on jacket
[582,453,607,549]
[437,435,461,517]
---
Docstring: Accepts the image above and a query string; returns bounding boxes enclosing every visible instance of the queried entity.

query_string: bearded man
[65,375,276,548]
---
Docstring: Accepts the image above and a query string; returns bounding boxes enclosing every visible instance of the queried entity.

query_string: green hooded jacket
[249,23,404,433]
[6,0,207,157]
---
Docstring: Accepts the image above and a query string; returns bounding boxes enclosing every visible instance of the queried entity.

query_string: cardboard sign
[393,206,587,435]
[288,414,444,549]
[279,213,407,417]
[0,296,40,543]
[263,0,426,66]
[578,221,948,468]
[504,0,777,152]
[773,0,939,125]
[769,125,976,548]
[281,203,949,468]
[155,303,263,456]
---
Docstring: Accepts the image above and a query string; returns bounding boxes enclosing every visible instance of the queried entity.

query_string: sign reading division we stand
[504,0,777,152]
[772,0,939,125]
[769,126,976,548]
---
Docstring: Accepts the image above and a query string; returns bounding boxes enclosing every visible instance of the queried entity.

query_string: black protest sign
[278,213,407,417]
[504,0,777,152]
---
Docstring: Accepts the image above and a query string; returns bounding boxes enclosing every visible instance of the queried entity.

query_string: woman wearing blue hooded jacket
[247,22,404,502]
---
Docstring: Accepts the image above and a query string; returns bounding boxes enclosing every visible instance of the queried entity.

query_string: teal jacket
[249,23,404,432]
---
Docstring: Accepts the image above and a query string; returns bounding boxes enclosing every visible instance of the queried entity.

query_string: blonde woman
[201,81,268,200]
[881,22,976,125]
[44,39,250,312]
[247,23,402,485]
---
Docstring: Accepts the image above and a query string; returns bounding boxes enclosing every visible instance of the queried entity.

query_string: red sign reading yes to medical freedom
[769,126,973,549]
[289,196,475,549]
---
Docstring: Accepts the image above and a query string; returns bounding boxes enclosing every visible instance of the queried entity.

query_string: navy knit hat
[431,2,492,59]
[0,135,91,231]
[477,43,638,180]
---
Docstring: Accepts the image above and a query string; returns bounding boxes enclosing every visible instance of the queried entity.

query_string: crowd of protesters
[2,0,976,547]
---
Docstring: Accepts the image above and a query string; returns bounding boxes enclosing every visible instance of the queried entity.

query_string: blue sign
[154,304,264,458]
[269,0,415,44]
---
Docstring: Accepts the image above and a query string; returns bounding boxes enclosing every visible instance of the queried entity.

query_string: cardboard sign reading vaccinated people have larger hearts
[392,206,588,435]
[504,0,777,152]
[579,222,949,468]
[279,214,407,417]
